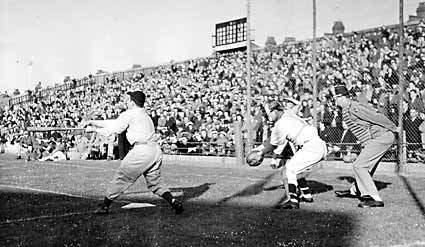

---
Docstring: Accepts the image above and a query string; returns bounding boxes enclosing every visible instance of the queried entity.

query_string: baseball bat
[26,127,86,132]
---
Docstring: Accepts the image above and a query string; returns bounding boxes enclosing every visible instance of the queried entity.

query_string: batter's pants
[284,137,327,186]
[106,143,169,200]
[350,130,395,201]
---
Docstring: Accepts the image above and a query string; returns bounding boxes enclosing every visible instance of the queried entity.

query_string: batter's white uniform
[95,107,168,200]
[270,113,327,186]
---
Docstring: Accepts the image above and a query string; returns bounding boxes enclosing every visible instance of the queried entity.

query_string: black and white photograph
[1,0,425,246]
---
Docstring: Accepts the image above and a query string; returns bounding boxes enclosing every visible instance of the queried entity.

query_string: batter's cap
[127,91,146,107]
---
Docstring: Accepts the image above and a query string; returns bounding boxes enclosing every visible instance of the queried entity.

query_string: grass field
[1,154,424,247]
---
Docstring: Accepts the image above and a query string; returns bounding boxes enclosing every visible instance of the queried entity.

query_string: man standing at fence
[83,90,183,215]
[332,85,399,208]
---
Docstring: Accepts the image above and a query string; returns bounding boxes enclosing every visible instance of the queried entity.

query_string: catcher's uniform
[270,113,327,186]
[95,107,169,200]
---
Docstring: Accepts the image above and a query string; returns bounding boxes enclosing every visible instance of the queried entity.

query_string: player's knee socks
[297,178,312,197]
[288,184,299,202]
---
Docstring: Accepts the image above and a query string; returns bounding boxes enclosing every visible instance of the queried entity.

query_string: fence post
[312,0,318,129]
[396,0,405,173]
[400,130,407,173]
[234,120,244,166]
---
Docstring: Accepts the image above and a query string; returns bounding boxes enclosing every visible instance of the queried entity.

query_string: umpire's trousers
[351,130,395,201]
[106,143,169,200]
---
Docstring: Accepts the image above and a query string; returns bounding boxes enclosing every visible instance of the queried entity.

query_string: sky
[0,0,423,92]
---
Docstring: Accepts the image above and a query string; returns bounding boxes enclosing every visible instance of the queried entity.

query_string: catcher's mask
[267,101,284,123]
[269,101,284,112]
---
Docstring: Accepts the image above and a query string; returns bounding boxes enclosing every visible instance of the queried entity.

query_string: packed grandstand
[1,19,425,163]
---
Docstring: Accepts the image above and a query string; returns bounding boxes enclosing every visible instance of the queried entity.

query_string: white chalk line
[0,184,100,225]
[0,184,163,225]
[0,212,91,225]
[0,184,99,200]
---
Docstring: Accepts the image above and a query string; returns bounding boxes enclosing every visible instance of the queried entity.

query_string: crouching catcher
[246,101,327,209]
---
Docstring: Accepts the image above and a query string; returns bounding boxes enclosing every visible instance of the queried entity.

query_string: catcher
[246,101,327,209]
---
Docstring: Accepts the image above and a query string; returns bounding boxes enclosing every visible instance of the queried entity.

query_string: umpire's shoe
[335,189,359,199]
[171,199,184,214]
[358,196,384,208]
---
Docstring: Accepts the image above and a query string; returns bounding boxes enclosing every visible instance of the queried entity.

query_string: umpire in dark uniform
[332,85,399,208]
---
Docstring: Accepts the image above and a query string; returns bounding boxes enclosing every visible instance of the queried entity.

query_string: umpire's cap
[127,91,146,107]
[269,101,284,112]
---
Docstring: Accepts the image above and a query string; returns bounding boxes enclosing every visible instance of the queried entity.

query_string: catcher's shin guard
[276,184,300,209]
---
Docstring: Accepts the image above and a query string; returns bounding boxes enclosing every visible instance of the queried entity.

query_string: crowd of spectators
[1,21,425,162]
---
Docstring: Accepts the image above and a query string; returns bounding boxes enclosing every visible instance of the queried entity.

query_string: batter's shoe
[94,197,113,215]
[94,204,110,215]
[335,189,359,199]
[171,199,184,214]
[358,196,384,208]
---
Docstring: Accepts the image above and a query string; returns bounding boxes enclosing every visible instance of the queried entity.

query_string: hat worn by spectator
[334,85,349,97]
[127,91,146,107]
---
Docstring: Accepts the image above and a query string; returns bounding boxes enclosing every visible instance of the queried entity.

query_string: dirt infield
[0,155,424,247]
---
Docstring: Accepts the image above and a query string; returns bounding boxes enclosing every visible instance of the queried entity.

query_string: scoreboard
[213,17,247,53]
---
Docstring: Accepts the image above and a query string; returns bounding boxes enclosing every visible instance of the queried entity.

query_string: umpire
[84,90,183,214]
[332,85,399,208]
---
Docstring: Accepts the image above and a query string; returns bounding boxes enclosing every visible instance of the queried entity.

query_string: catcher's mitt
[246,150,264,167]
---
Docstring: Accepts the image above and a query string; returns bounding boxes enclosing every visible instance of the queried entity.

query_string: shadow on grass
[398,174,425,219]
[337,176,392,191]
[218,172,278,204]
[171,183,216,202]
[0,187,357,247]
[263,180,334,195]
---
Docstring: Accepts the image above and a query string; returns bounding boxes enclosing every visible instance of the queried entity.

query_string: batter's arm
[90,112,131,136]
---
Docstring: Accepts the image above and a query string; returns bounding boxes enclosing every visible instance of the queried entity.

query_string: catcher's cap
[127,91,146,107]
[333,85,349,97]
[269,101,284,112]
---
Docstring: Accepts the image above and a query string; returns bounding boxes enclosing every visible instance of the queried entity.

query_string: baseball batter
[251,101,327,209]
[83,90,183,215]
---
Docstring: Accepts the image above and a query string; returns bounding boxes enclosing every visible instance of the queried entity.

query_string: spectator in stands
[407,88,425,114]
[403,108,424,155]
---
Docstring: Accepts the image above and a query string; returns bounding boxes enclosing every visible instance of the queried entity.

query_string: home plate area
[121,203,156,209]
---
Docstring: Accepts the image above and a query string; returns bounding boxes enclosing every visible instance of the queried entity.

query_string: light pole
[246,0,253,154]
